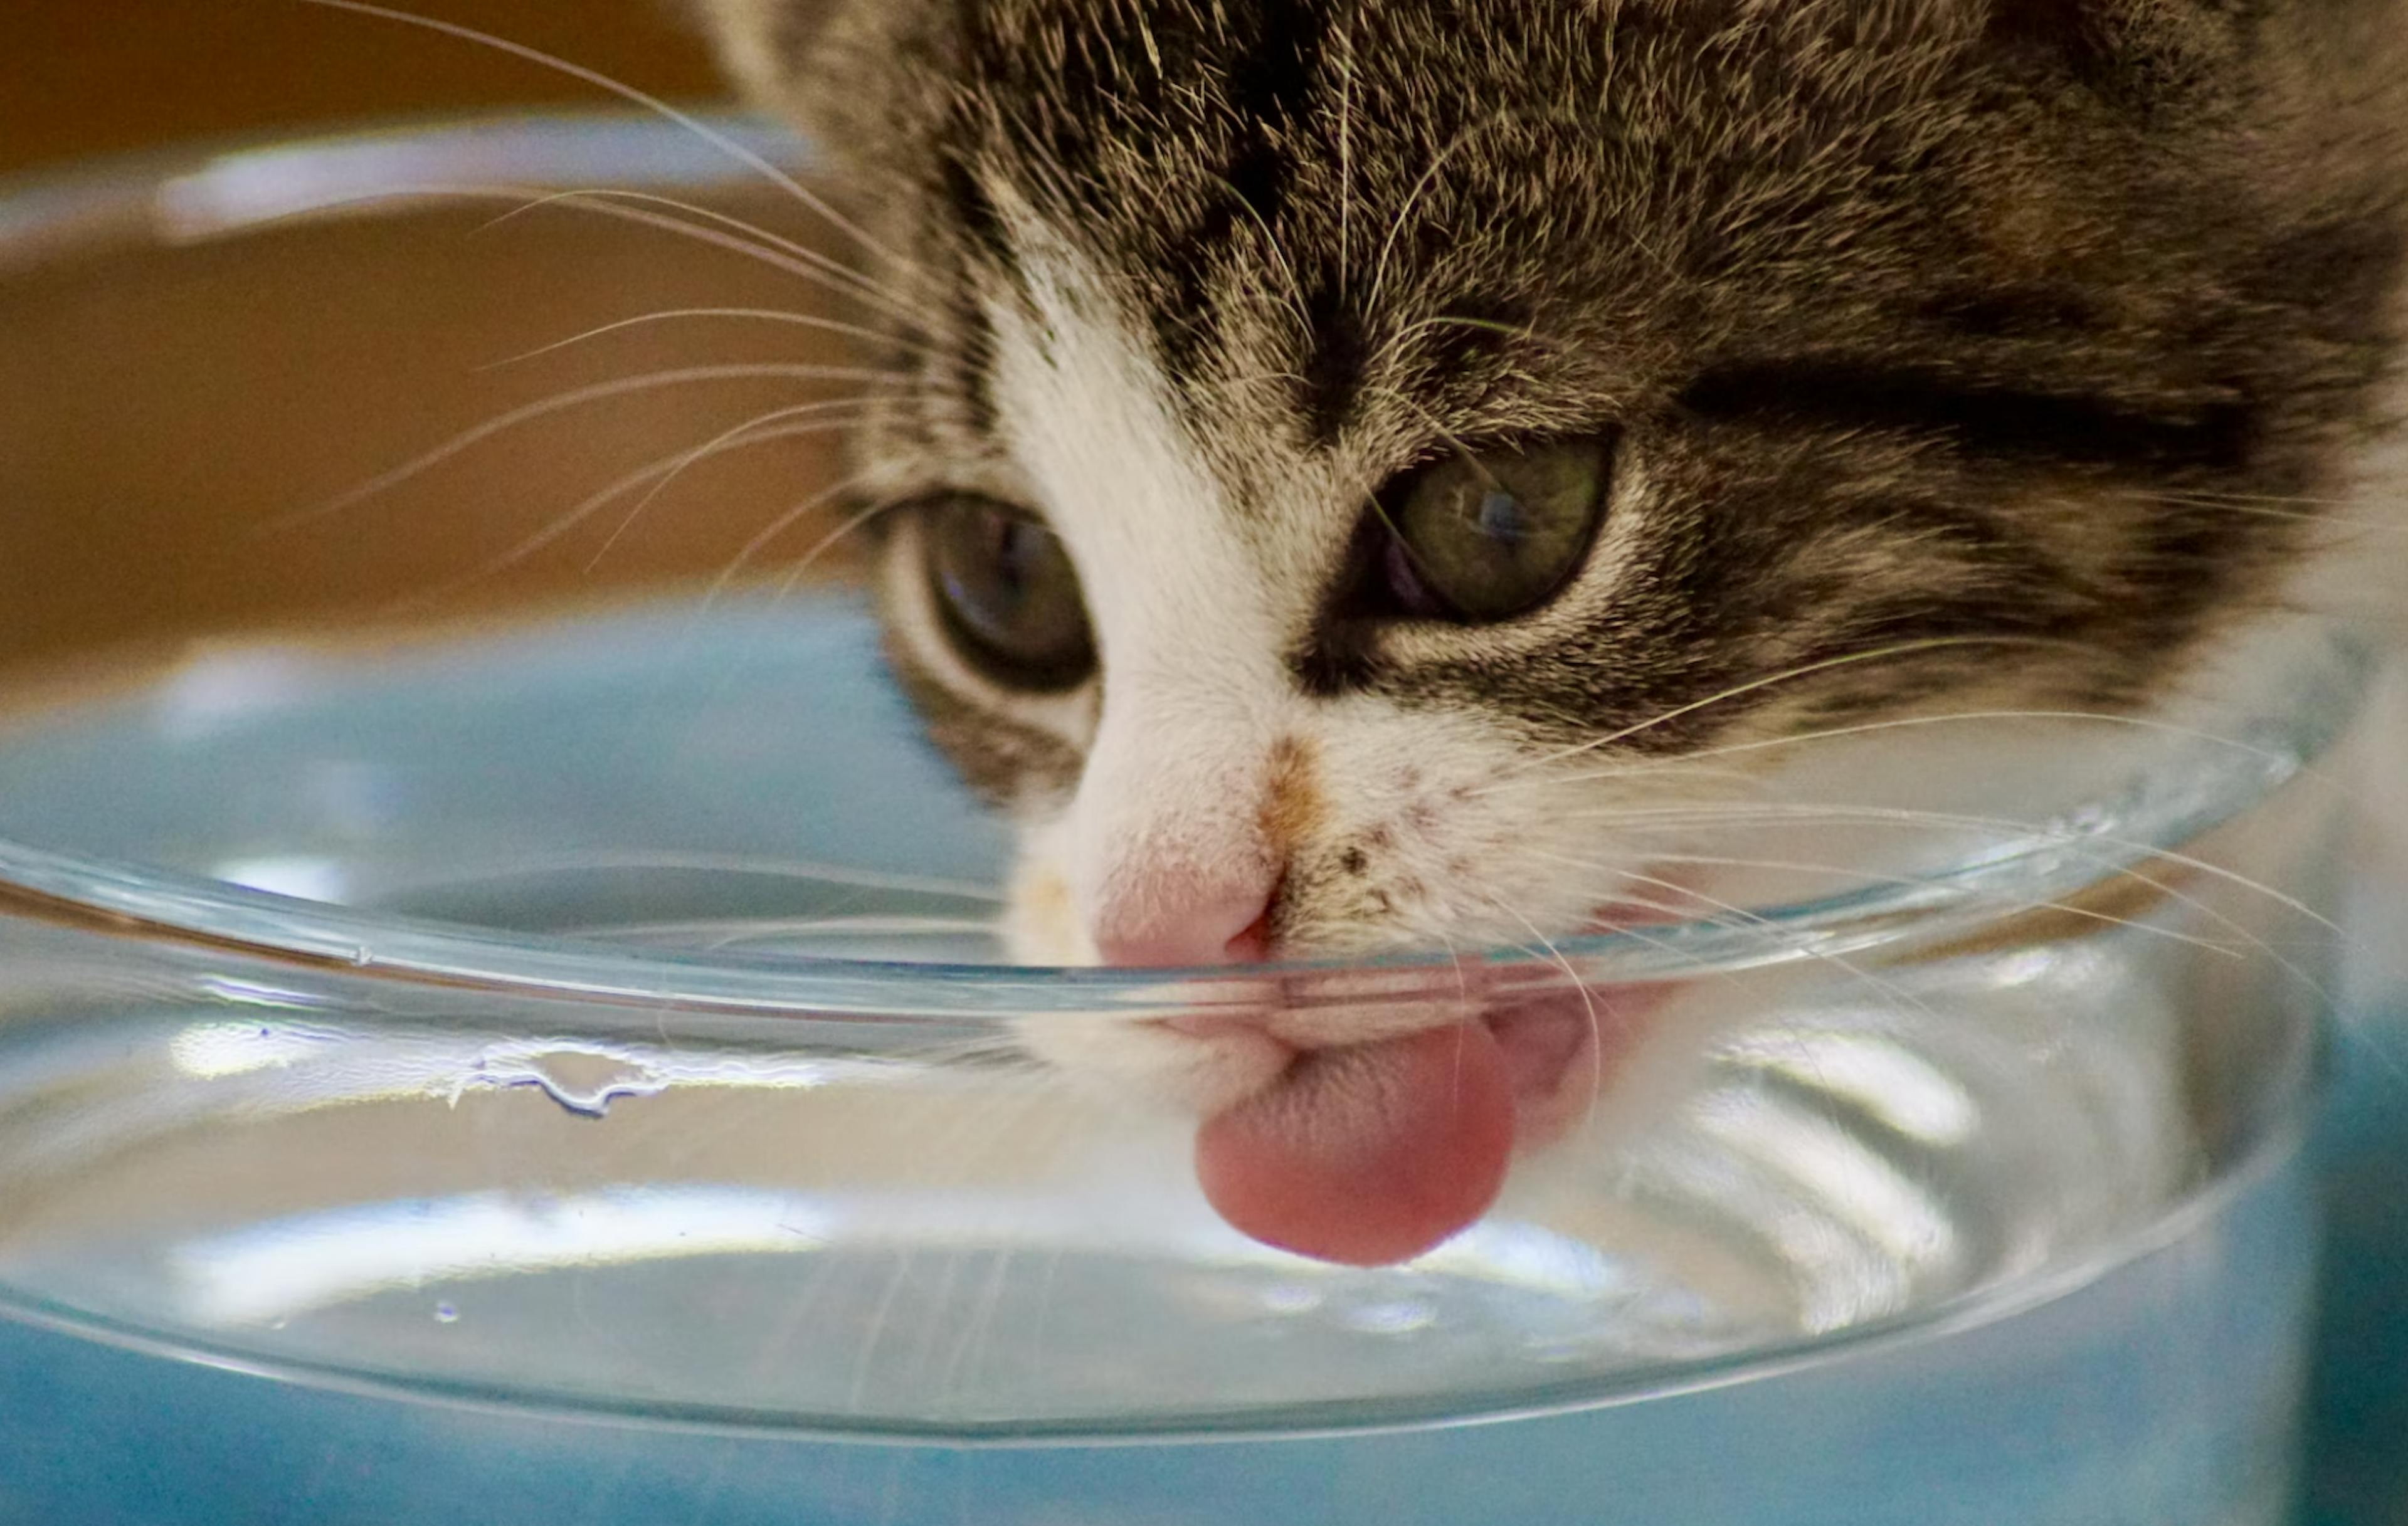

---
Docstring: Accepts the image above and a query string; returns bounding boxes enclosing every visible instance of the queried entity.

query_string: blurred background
[2,1,865,675]
[4,2,719,177]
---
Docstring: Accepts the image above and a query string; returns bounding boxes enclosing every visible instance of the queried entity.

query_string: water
[0,1139,2316,1526]
[0,895,2325,1522]
[0,923,2272,1423]
[0,600,2345,1522]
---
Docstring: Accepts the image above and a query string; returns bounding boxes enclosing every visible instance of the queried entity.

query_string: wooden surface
[3,1,724,178]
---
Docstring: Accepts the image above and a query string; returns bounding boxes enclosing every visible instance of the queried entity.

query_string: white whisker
[298,0,920,276]
[203,182,928,318]
[585,400,874,569]
[273,366,900,530]
[1481,894,1608,1122]
[480,307,920,371]
[475,188,925,323]
[709,479,899,605]
[1629,849,2253,959]
[1486,705,2312,799]
[379,411,864,611]
[1556,854,1944,1026]
[1497,636,2091,780]
[1550,799,2339,1000]
[1367,116,1493,314]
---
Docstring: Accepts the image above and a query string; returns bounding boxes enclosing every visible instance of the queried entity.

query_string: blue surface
[2306,959,2408,1525]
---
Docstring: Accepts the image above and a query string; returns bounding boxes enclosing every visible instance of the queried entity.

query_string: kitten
[693,0,2408,1262]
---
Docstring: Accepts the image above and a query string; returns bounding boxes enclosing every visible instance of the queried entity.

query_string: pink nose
[1091,875,1274,966]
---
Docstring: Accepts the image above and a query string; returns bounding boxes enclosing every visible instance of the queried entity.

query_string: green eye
[1383,439,1612,622]
[921,495,1096,690]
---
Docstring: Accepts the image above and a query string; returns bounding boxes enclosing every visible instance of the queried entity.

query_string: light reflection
[149,650,314,737]
[1421,1221,1635,1302]
[212,853,349,904]
[1718,1029,1979,1146]
[169,1186,835,1326]
[163,1021,843,1111]
[195,977,335,1013]
[157,1176,1656,1330]
[1634,1146,1913,1333]
[1691,1088,1958,1280]
[168,1019,342,1078]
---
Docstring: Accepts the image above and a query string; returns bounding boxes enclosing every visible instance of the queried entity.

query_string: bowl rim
[0,110,2376,1019]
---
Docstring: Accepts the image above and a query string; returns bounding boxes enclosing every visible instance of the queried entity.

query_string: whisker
[1556,854,1946,1026]
[298,0,920,276]
[1481,894,1610,1120]
[1550,799,2340,996]
[1487,893,1874,1140]
[679,916,997,948]
[2139,492,2406,538]
[480,307,922,371]
[586,399,874,569]
[1199,172,1312,334]
[272,366,901,530]
[1380,312,1550,365]
[846,1245,915,1414]
[937,1245,1019,1408]
[205,182,927,317]
[708,478,899,606]
[2146,486,2362,508]
[377,411,866,611]
[1366,116,1494,314]
[1497,636,2093,779]
[1484,705,2313,799]
[1610,849,2252,961]
[475,189,925,322]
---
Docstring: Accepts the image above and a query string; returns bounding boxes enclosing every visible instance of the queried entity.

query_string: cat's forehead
[929,0,2037,446]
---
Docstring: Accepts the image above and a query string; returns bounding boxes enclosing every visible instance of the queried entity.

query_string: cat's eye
[1376,439,1612,622]
[919,495,1096,690]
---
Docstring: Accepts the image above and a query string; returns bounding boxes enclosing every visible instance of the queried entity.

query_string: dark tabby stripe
[1679,362,2256,472]
[1155,3,1335,390]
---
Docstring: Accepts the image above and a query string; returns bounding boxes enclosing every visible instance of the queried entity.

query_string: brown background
[4,2,723,179]
[1,3,874,680]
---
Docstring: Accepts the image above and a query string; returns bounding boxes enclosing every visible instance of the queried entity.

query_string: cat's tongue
[1194,1023,1516,1268]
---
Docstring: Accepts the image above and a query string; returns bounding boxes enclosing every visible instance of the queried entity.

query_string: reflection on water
[169,1186,837,1325]
[1714,1029,1977,1146]
[162,1184,1666,1335]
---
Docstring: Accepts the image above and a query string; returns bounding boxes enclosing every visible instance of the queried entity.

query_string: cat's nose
[1090,872,1274,966]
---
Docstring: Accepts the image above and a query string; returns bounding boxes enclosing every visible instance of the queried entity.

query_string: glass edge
[0,105,810,280]
[0,621,2371,1014]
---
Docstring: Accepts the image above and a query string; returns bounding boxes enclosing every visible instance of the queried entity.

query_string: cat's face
[700,0,2402,1106]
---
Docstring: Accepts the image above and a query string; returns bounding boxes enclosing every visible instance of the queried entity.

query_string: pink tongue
[1194,1023,1515,1267]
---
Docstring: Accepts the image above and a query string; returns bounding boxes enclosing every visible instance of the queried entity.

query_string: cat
[689,0,2408,1263]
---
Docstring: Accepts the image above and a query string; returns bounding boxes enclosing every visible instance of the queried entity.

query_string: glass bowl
[0,114,2371,1526]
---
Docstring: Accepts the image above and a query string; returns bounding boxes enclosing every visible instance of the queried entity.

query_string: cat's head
[695,0,2404,1083]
